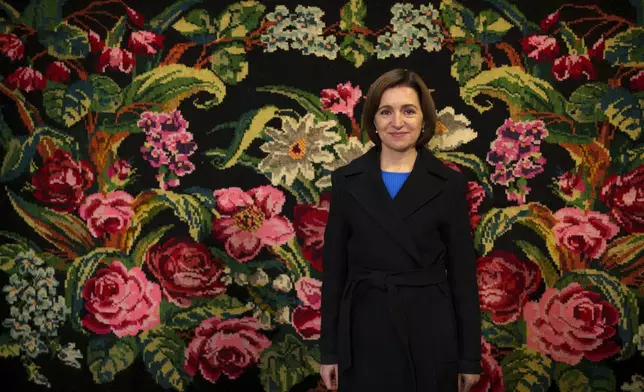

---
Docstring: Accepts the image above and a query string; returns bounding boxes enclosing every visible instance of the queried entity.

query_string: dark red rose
[45,61,71,83]
[477,250,542,324]
[32,149,94,212]
[291,305,321,340]
[600,165,644,233]
[147,238,227,307]
[293,193,330,272]
[471,337,504,392]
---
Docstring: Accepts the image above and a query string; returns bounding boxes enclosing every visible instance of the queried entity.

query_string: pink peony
[79,191,135,238]
[295,277,322,310]
[553,207,620,258]
[82,261,161,337]
[184,317,271,383]
[523,282,621,365]
[213,186,295,262]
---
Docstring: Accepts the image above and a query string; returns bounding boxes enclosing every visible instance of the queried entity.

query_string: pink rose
[477,251,541,324]
[82,261,161,337]
[295,277,322,310]
[146,238,226,307]
[185,317,271,383]
[523,282,620,365]
[291,305,321,340]
[213,186,295,262]
[471,337,504,392]
[79,191,135,238]
[553,207,620,258]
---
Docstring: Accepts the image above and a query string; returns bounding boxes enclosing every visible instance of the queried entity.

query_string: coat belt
[338,264,448,391]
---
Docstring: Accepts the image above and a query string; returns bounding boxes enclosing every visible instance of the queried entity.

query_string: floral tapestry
[0,0,642,391]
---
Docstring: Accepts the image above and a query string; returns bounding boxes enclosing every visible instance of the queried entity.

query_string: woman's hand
[458,373,480,392]
[320,364,338,390]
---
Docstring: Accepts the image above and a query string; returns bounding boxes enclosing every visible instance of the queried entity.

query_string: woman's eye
[404,109,416,115]
[379,110,391,116]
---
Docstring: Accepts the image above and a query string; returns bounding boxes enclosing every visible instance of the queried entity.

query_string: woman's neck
[379,146,417,172]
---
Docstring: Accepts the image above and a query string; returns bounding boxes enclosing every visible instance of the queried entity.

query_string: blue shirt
[381,171,411,198]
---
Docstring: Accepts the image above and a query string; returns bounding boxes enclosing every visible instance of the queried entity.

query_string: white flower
[252,309,272,329]
[259,113,339,186]
[234,272,249,286]
[272,274,293,292]
[275,306,291,324]
[249,269,270,287]
[622,374,644,392]
[58,342,83,369]
[316,136,374,189]
[427,106,477,152]
[221,275,233,285]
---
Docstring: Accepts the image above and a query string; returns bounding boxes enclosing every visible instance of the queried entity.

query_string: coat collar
[342,147,450,266]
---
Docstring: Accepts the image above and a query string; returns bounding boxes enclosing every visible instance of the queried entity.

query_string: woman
[319,69,481,392]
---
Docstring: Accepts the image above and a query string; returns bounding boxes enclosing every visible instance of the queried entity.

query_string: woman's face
[374,85,424,153]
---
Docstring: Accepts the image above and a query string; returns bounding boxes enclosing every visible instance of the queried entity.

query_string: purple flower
[165,132,197,156]
[141,146,169,168]
[138,112,161,132]
[169,155,195,176]
[159,110,188,133]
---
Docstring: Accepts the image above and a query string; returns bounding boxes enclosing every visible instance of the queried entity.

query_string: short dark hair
[361,69,437,148]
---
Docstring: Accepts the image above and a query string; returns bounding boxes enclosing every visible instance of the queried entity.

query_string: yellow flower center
[288,139,307,160]
[233,205,265,232]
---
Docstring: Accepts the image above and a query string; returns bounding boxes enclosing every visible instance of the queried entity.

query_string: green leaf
[542,121,596,144]
[41,21,90,59]
[64,248,126,331]
[475,10,512,43]
[148,0,204,34]
[259,334,320,392]
[130,224,173,266]
[484,0,539,34]
[340,0,367,30]
[566,82,609,123]
[559,22,587,56]
[20,0,63,30]
[0,138,31,182]
[555,270,639,360]
[172,8,218,43]
[461,66,567,116]
[7,189,94,258]
[474,205,532,256]
[338,34,374,68]
[450,42,483,85]
[434,151,494,197]
[216,0,265,39]
[256,85,341,126]
[601,234,644,286]
[210,42,248,84]
[96,116,142,134]
[207,105,279,169]
[515,240,559,288]
[604,27,644,66]
[88,335,139,383]
[439,0,476,38]
[44,80,93,127]
[121,64,226,110]
[139,326,191,391]
[555,362,616,392]
[0,333,19,358]
[601,87,643,140]
[481,313,524,348]
[154,191,212,241]
[106,16,127,47]
[0,230,41,251]
[501,346,554,391]
[0,243,27,271]
[88,75,122,113]
[165,295,248,329]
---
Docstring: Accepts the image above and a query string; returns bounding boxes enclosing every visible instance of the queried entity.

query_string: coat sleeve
[320,171,350,364]
[442,174,482,374]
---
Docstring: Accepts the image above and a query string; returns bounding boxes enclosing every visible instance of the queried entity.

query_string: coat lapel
[343,147,451,265]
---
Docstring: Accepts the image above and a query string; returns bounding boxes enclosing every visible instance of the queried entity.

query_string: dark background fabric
[0,0,642,391]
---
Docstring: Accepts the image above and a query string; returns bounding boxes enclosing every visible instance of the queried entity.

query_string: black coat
[320,146,482,392]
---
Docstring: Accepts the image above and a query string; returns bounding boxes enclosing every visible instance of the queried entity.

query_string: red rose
[32,149,94,212]
[293,193,330,272]
[524,282,621,365]
[600,165,644,233]
[185,317,271,383]
[146,238,227,307]
[5,66,46,92]
[471,337,504,392]
[291,305,321,340]
[477,251,541,324]
[45,61,71,83]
